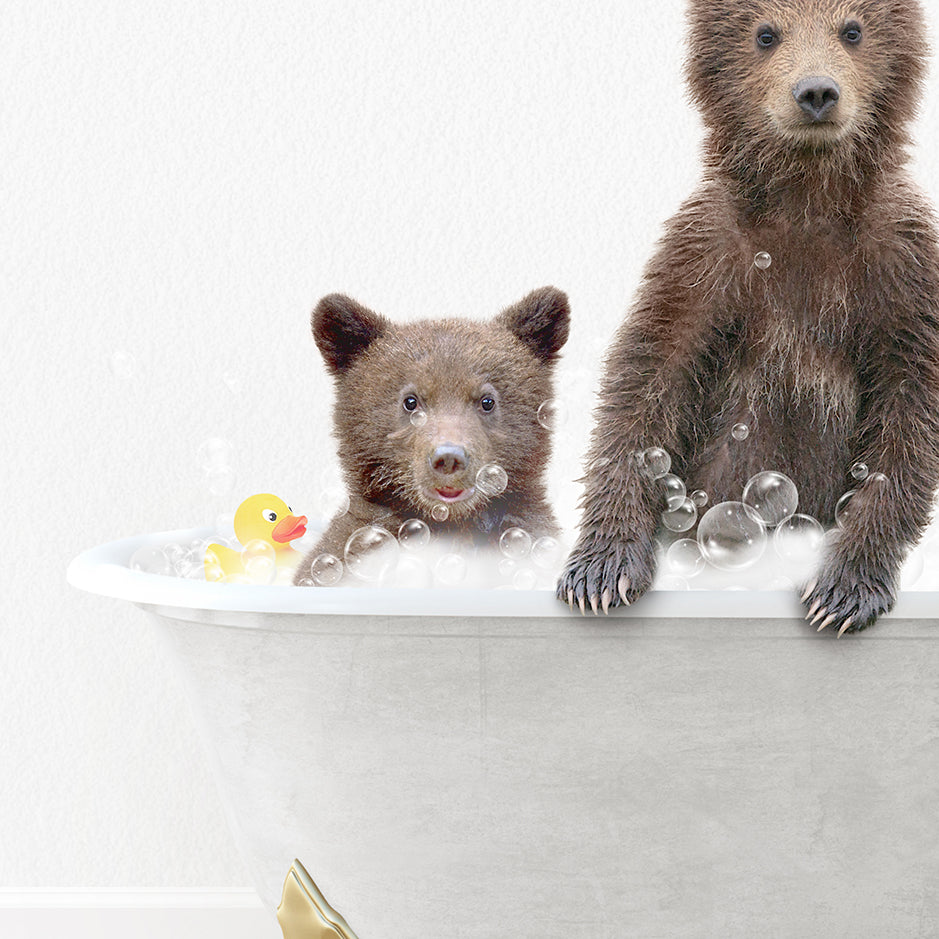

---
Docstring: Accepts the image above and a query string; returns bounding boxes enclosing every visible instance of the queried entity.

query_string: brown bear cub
[295,287,570,585]
[559,0,939,632]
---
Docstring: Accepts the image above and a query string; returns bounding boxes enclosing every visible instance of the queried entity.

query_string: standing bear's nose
[793,77,841,120]
[430,444,467,476]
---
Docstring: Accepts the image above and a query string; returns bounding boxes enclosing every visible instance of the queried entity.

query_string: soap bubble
[398,518,431,551]
[198,437,232,473]
[531,535,563,570]
[500,527,532,560]
[205,466,235,499]
[773,514,824,560]
[537,400,566,430]
[657,574,690,591]
[435,553,468,586]
[476,463,509,496]
[344,526,399,582]
[835,490,857,529]
[662,498,697,533]
[697,501,767,571]
[768,575,797,590]
[241,539,276,584]
[666,538,706,577]
[742,471,799,527]
[317,486,350,520]
[754,251,772,270]
[310,553,343,586]
[850,462,869,481]
[175,553,205,579]
[640,447,671,478]
[410,410,428,427]
[691,489,709,508]
[497,557,517,578]
[204,563,225,583]
[431,504,450,522]
[512,568,538,590]
[241,539,275,563]
[732,423,750,441]
[130,545,172,576]
[868,472,888,487]
[273,567,296,586]
[221,573,252,585]
[244,555,276,584]
[395,554,433,588]
[657,473,687,510]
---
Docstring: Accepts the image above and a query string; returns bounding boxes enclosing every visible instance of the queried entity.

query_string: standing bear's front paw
[556,533,656,614]
[801,556,897,636]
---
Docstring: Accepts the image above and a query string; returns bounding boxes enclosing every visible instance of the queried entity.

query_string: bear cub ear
[313,294,389,375]
[496,286,570,363]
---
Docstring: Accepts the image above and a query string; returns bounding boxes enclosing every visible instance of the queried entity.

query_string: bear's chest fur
[685,221,868,519]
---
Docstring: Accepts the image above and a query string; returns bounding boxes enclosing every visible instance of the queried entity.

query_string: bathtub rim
[67,528,939,624]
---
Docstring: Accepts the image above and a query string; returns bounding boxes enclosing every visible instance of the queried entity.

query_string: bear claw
[817,611,838,632]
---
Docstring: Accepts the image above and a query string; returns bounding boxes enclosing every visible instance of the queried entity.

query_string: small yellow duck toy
[204,493,308,584]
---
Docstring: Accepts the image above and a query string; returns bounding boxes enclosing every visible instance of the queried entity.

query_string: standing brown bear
[295,287,569,585]
[558,0,939,632]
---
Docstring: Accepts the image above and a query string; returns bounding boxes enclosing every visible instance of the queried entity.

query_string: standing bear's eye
[403,394,419,412]
[756,25,778,49]
[842,21,862,45]
[480,395,496,412]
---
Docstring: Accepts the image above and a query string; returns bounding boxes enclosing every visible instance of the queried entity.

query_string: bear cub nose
[430,444,467,476]
[793,77,841,121]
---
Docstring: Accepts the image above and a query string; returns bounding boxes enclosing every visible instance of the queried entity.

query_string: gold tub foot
[277,859,360,939]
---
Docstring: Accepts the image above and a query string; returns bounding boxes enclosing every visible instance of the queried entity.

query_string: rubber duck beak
[272,514,308,544]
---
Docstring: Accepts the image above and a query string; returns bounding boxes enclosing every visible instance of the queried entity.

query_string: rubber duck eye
[403,395,419,412]
[842,22,862,44]
[264,510,277,522]
[480,395,496,412]
[756,26,778,49]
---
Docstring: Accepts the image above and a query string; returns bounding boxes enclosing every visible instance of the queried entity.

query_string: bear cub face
[687,0,926,163]
[297,287,570,582]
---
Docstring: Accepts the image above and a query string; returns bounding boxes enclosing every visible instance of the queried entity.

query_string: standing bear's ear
[496,286,570,363]
[312,294,389,375]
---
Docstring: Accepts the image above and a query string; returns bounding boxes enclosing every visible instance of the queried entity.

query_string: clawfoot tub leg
[277,859,361,939]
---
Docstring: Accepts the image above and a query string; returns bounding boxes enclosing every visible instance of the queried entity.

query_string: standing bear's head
[312,287,570,525]
[685,0,929,176]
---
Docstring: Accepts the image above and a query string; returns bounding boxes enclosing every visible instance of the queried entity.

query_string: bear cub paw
[802,561,897,636]
[556,533,656,615]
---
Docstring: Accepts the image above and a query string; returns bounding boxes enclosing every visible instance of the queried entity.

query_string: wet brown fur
[295,287,570,584]
[559,0,939,631]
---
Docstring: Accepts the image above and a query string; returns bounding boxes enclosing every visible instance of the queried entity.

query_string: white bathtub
[69,528,939,938]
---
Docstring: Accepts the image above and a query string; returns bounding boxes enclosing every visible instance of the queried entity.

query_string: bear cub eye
[756,25,778,49]
[480,394,496,413]
[841,21,862,45]
[403,394,420,412]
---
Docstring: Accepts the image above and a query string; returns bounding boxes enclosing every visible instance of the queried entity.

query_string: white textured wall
[2,0,938,893]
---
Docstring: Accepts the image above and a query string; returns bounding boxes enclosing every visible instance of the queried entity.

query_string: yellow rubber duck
[204,493,308,583]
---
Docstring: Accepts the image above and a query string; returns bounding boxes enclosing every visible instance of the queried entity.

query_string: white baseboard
[0,891,282,939]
